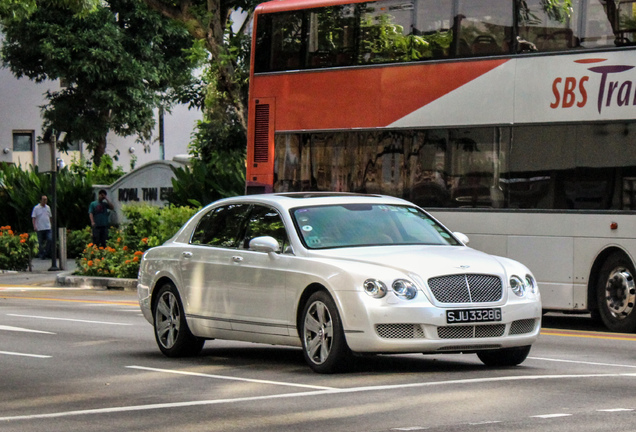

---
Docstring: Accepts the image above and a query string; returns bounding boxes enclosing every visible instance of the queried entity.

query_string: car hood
[308,245,508,277]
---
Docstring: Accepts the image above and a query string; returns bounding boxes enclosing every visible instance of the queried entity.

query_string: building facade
[0,64,201,171]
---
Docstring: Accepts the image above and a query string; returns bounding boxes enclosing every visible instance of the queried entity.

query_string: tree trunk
[92,135,107,167]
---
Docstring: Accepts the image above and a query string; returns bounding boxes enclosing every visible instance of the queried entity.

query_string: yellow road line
[0,296,138,306]
[541,328,636,341]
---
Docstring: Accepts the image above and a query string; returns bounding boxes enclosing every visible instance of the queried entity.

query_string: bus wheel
[597,253,636,333]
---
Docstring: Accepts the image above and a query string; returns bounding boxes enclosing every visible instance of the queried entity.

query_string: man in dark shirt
[88,189,114,247]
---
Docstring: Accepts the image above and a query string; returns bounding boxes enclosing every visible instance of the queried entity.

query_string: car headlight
[510,275,526,297]
[525,274,538,294]
[392,279,418,300]
[363,279,387,298]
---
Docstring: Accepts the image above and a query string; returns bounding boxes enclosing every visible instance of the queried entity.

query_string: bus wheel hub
[605,269,636,319]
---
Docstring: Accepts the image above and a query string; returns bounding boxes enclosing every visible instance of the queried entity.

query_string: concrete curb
[56,272,138,291]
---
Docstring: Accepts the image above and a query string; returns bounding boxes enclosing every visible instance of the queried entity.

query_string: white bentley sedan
[138,193,541,373]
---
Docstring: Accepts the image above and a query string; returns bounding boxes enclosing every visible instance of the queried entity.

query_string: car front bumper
[336,291,541,353]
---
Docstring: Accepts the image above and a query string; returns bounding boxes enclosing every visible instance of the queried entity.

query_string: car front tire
[153,282,204,357]
[477,345,531,367]
[300,291,351,373]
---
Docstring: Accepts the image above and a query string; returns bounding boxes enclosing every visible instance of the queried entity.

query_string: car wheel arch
[295,283,334,338]
[151,276,180,313]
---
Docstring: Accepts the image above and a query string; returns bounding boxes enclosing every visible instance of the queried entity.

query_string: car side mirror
[249,236,281,253]
[453,232,470,245]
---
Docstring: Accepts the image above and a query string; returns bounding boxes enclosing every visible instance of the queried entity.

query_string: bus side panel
[507,236,579,310]
[250,60,508,132]
[430,211,636,313]
[515,51,636,124]
[246,97,276,194]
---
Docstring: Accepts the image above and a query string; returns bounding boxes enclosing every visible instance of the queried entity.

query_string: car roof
[208,192,413,212]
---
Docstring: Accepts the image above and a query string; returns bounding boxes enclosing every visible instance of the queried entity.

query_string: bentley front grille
[428,274,503,303]
[437,324,506,339]
[509,318,537,335]
[376,324,426,339]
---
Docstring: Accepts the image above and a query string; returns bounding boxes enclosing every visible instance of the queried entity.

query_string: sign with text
[94,160,186,224]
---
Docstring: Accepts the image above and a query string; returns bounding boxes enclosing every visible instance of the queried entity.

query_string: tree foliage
[1,0,198,165]
[167,150,246,207]
[0,0,98,22]
[141,0,258,156]
[0,157,125,232]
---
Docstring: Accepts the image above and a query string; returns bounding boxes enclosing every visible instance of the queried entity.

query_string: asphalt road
[1,287,635,432]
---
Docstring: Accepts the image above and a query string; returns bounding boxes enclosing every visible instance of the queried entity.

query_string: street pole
[49,133,59,271]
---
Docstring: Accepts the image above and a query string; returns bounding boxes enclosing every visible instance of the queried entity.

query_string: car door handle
[232,256,243,263]
[182,252,193,258]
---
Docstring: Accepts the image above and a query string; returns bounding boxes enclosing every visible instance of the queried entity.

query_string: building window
[13,132,34,152]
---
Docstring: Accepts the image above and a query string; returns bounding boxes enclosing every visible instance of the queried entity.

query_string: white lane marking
[1,372,635,422]
[126,365,336,390]
[469,421,502,425]
[7,314,132,326]
[0,351,51,359]
[391,427,429,431]
[598,408,634,412]
[529,356,636,369]
[0,287,87,291]
[0,325,55,334]
[532,414,572,418]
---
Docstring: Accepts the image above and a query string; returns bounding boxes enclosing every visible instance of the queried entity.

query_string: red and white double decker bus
[246,0,636,332]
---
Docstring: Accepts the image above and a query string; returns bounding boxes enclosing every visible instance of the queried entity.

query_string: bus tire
[596,252,636,333]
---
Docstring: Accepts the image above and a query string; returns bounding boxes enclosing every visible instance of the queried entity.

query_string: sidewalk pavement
[0,257,137,290]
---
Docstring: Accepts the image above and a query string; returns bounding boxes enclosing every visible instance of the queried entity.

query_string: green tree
[0,0,98,22]
[1,0,198,165]
[166,150,245,207]
[141,0,257,155]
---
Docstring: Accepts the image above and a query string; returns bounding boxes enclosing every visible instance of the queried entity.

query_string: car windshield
[291,204,460,249]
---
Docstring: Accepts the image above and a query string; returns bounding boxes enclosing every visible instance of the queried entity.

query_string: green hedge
[0,156,123,233]
[0,226,38,271]
[74,204,199,278]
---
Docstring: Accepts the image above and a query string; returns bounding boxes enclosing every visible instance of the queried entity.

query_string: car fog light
[392,279,417,300]
[363,279,387,298]
[510,275,526,297]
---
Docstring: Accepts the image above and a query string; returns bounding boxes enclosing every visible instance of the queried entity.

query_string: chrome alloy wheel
[303,300,334,365]
[604,268,636,320]
[155,290,181,349]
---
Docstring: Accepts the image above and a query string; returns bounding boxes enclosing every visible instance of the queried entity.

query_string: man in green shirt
[88,189,114,247]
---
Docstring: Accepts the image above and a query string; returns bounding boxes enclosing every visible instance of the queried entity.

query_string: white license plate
[446,308,502,324]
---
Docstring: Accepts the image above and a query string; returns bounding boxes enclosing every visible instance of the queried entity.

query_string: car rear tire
[300,291,351,373]
[596,252,636,333]
[477,345,531,367]
[153,282,204,357]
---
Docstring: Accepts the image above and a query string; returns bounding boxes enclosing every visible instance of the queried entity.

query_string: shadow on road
[134,345,517,374]
[541,312,610,333]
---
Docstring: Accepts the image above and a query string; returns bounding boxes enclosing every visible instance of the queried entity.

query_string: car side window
[191,204,250,247]
[242,205,289,251]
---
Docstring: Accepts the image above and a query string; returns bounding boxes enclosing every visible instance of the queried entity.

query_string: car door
[225,204,293,336]
[179,203,251,332]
